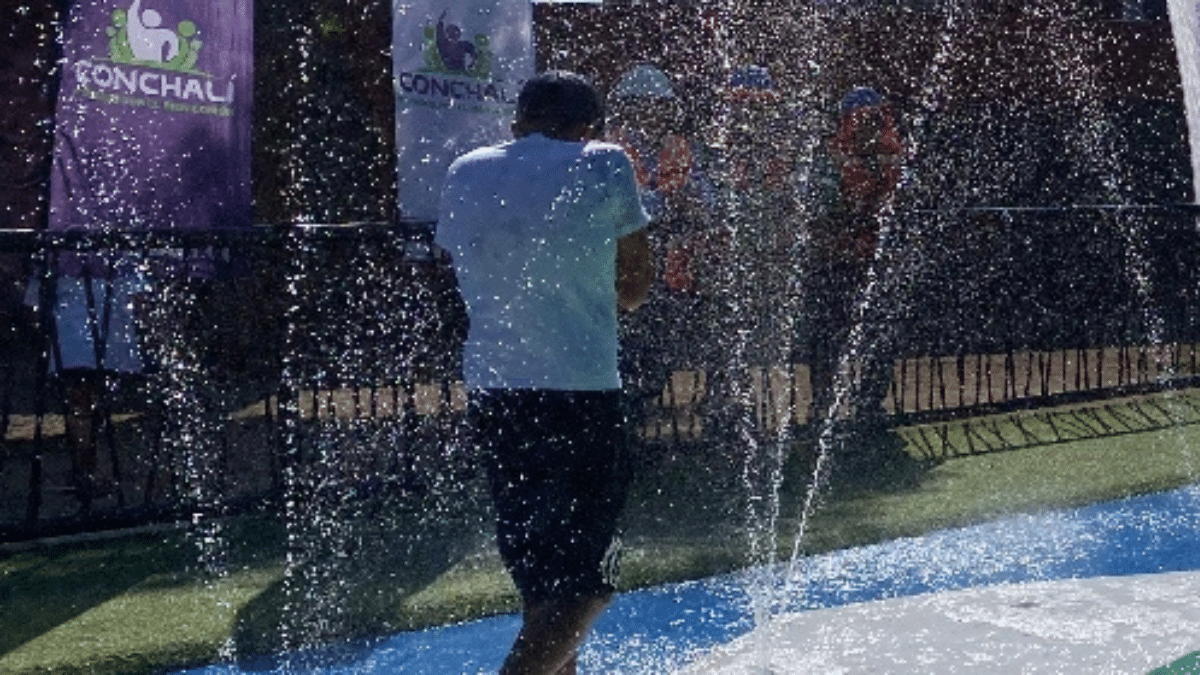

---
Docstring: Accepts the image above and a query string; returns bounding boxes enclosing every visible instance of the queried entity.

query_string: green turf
[2,391,1198,675]
[1148,650,1200,674]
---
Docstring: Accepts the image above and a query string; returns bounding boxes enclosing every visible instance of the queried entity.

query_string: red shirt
[831,105,903,213]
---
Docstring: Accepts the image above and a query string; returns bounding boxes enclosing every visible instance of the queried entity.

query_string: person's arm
[616,228,652,312]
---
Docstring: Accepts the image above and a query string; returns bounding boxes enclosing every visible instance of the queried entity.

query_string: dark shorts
[469,389,630,604]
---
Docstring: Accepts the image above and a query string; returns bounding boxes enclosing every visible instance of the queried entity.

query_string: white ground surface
[680,570,1200,674]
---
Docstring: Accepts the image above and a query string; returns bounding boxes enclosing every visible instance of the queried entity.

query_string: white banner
[1168,0,1200,202]
[392,1,533,222]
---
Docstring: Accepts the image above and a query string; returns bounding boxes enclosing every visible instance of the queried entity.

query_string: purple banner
[50,0,254,233]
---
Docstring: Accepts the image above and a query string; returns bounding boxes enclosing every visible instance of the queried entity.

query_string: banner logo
[69,0,235,117]
[424,10,493,79]
[397,7,516,114]
[107,0,203,73]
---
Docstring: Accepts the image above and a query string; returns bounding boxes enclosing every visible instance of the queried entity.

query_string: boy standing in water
[436,70,652,674]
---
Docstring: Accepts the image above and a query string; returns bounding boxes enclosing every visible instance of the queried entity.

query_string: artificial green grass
[2,391,1198,675]
[1148,650,1200,675]
[804,419,1200,554]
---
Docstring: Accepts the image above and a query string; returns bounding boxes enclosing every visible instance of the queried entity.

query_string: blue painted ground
[177,483,1200,674]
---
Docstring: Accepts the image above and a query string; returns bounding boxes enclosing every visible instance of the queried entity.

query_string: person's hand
[617,229,653,311]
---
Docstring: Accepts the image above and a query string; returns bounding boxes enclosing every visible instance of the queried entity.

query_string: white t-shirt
[436,133,650,391]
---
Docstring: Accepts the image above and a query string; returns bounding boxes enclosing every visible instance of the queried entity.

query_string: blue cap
[840,87,883,115]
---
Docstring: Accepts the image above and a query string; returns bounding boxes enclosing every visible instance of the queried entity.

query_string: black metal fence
[2,205,1199,540]
[894,205,1200,410]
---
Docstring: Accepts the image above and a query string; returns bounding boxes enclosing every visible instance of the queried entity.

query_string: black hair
[515,70,604,137]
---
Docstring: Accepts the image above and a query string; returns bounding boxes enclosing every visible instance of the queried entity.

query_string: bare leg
[63,375,99,486]
[63,371,118,503]
[500,594,611,675]
[554,653,577,675]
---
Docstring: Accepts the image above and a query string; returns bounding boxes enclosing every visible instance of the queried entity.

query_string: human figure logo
[107,0,203,74]
[422,9,493,79]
